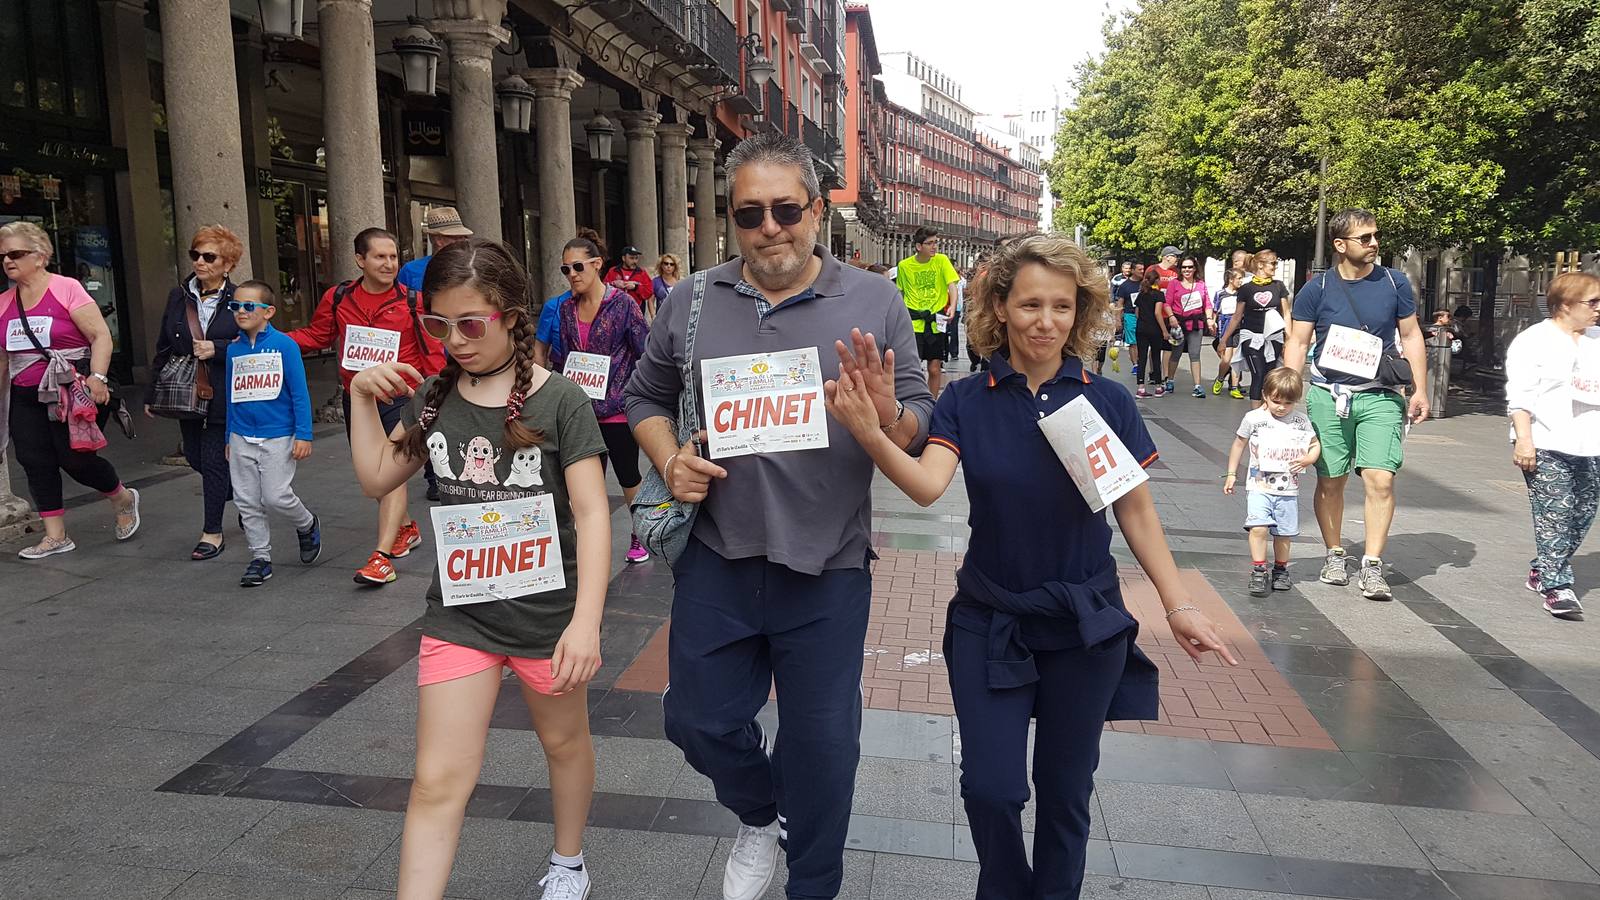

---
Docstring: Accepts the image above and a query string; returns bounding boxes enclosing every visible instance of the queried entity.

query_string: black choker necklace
[464,356,515,386]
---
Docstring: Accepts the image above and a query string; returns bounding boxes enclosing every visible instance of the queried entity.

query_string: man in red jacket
[287,227,444,586]
[604,245,655,309]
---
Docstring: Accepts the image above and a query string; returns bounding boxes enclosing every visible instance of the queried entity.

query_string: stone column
[658,123,692,269]
[690,137,720,270]
[101,0,178,377]
[526,68,584,299]
[158,0,253,278]
[620,111,661,264]
[319,0,386,282]
[432,13,509,243]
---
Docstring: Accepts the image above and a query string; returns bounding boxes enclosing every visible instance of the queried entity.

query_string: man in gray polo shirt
[626,132,933,900]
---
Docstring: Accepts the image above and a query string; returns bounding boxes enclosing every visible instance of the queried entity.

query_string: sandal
[191,539,225,561]
[114,487,141,541]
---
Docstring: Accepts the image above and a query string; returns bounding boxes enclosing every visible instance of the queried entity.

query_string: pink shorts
[417,635,559,693]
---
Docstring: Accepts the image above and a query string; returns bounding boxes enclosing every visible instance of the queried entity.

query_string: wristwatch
[880,400,906,433]
[89,373,109,384]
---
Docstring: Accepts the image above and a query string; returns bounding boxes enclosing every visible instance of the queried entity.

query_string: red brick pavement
[613,548,1336,751]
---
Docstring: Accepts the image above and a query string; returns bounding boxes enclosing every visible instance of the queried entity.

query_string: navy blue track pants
[663,537,871,900]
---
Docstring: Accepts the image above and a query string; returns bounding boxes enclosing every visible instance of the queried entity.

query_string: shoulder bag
[630,271,708,567]
[149,296,211,419]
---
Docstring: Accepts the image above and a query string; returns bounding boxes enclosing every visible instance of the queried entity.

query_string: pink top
[1,275,97,388]
[575,317,627,424]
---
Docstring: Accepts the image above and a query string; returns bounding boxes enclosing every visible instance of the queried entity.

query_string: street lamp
[257,0,304,40]
[714,164,727,197]
[585,113,616,164]
[495,75,535,134]
[391,18,444,97]
[749,52,776,88]
[686,153,700,190]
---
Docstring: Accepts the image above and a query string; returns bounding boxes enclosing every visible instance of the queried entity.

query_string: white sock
[551,849,584,871]
[1362,555,1382,567]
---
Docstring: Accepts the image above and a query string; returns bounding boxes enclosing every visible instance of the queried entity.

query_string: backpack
[329,279,432,367]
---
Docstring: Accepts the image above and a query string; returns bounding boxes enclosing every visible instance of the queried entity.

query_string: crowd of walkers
[1,124,1596,900]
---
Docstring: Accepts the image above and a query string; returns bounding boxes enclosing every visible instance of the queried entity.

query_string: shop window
[6,0,103,122]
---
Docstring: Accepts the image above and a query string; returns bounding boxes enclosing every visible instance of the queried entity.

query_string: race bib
[5,316,51,351]
[1038,396,1149,513]
[430,494,565,606]
[1255,427,1310,474]
[230,353,284,403]
[562,351,611,401]
[1180,291,1202,314]
[1318,324,1383,380]
[702,347,829,459]
[1572,339,1600,406]
[341,325,401,371]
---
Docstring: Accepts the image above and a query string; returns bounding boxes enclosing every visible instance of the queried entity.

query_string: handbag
[149,297,211,419]
[630,271,708,567]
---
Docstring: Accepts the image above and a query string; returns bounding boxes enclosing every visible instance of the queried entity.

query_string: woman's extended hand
[1166,608,1239,665]
[350,361,423,404]
[834,329,899,425]
[549,620,602,694]
[824,369,883,439]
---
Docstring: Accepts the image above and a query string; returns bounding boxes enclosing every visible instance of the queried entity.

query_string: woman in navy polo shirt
[827,233,1237,900]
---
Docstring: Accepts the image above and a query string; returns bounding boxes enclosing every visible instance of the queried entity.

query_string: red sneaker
[389,520,422,558]
[354,551,397,585]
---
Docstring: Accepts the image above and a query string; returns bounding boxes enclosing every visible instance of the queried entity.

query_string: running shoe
[1164,379,1176,393]
[1136,386,1150,398]
[723,820,782,900]
[1192,386,1205,398]
[1229,388,1246,399]
[1543,588,1584,620]
[297,514,323,565]
[114,487,141,541]
[1358,559,1393,601]
[1271,568,1293,591]
[1525,568,1544,595]
[240,558,273,587]
[626,534,650,564]
[537,864,591,900]
[1249,567,1270,597]
[1212,378,1224,395]
[389,519,421,558]
[354,551,397,585]
[1319,548,1349,586]
[1153,385,1166,397]
[1131,364,1141,379]
[18,536,75,559]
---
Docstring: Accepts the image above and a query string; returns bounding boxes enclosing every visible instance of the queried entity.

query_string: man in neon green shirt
[895,226,961,395]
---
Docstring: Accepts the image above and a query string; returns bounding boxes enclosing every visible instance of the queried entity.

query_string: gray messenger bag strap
[629,270,708,567]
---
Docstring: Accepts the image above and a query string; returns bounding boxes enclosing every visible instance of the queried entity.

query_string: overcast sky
[863,0,1121,115]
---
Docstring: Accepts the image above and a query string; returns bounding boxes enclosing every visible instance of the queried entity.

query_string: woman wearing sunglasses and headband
[550,231,653,564]
[148,226,243,559]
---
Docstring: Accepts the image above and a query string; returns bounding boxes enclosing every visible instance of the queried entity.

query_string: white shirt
[1505,319,1600,457]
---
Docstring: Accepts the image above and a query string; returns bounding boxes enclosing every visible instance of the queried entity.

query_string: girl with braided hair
[550,231,652,564]
[348,238,610,900]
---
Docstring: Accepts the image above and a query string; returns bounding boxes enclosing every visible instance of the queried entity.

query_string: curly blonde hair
[965,233,1111,362]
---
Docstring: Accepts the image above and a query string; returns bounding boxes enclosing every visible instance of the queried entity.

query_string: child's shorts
[418,635,563,693]
[1244,492,1300,536]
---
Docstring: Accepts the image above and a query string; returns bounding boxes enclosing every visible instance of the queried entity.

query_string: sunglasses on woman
[189,250,220,263]
[732,203,806,230]
[226,300,273,312]
[559,260,597,276]
[3,249,38,261]
[420,312,502,341]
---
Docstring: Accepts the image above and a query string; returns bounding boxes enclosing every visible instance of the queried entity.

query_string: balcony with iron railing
[681,1,740,86]
[723,44,762,116]
[762,82,784,131]
[800,10,828,72]
[784,6,805,33]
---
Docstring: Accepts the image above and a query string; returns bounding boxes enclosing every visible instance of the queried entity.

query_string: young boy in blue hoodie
[225,280,322,586]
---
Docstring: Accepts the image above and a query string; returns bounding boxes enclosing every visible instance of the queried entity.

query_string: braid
[395,359,461,461]
[503,314,545,450]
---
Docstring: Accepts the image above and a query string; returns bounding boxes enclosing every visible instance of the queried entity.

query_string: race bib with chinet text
[701,347,829,459]
[1318,324,1383,380]
[341,325,401,371]
[562,351,611,401]
[430,494,565,606]
[230,353,284,403]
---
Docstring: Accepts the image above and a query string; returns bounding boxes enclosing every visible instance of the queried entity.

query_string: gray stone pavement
[5,352,1600,899]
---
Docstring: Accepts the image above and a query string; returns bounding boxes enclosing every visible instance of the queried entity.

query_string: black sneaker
[1249,567,1270,597]
[240,558,273,587]
[1271,567,1292,591]
[297,514,323,565]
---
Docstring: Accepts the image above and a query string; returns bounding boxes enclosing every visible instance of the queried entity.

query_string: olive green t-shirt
[412,373,606,658]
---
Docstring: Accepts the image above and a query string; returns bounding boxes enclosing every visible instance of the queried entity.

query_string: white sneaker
[723,820,781,900]
[538,864,591,900]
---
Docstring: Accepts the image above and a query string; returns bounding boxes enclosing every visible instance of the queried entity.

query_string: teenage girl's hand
[549,620,602,694]
[824,369,883,439]
[350,361,423,404]
[1166,609,1239,665]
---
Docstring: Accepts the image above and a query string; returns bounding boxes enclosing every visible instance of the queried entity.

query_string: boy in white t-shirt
[1224,367,1321,596]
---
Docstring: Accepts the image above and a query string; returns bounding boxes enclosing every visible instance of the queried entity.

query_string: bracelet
[664,452,680,483]
[1221,472,1236,479]
[1165,605,1201,620]
[880,400,907,434]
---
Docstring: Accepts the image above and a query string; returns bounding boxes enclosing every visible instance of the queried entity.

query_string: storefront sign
[0,136,128,171]
[403,111,448,157]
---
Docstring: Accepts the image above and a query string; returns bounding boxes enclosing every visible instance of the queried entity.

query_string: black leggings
[599,421,642,489]
[9,383,122,515]
[1135,335,1166,385]
[180,418,232,533]
[1242,342,1282,401]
